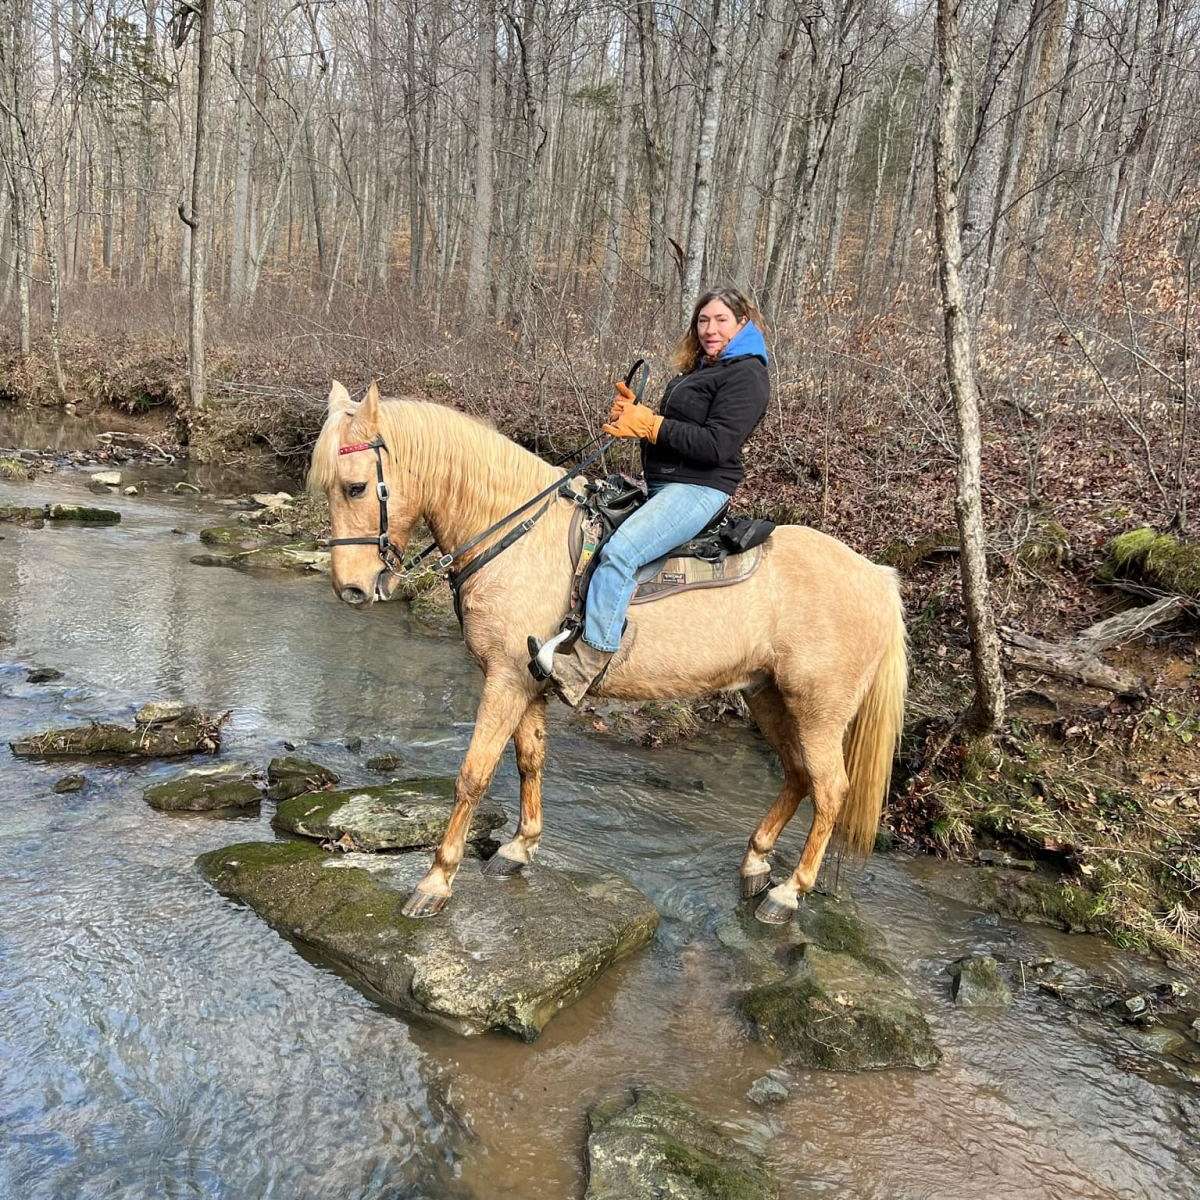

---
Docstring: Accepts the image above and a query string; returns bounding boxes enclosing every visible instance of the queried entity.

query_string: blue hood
[718,320,768,365]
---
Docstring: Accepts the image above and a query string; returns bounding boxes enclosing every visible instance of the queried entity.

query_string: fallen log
[1000,596,1188,695]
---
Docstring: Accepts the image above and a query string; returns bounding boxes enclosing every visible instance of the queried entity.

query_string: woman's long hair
[671,286,766,373]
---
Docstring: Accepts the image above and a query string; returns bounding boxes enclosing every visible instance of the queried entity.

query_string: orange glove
[604,380,663,441]
[607,380,636,423]
[604,400,662,442]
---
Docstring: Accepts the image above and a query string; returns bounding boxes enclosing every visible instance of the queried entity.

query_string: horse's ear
[328,379,352,413]
[361,379,381,424]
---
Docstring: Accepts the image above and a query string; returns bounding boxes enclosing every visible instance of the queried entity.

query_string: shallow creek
[1,447,1197,1199]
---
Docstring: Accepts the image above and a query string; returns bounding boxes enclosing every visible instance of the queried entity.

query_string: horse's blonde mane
[308,393,560,527]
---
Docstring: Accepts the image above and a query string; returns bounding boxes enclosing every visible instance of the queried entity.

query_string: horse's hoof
[740,870,772,899]
[482,851,526,878]
[754,893,797,925]
[402,888,450,919]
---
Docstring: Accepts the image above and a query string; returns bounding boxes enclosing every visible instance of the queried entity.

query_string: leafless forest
[1,0,1196,564]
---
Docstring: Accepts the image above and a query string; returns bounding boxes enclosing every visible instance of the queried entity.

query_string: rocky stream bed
[1,417,1198,1199]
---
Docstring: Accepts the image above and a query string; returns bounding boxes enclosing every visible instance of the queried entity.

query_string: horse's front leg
[402,675,530,918]
[483,695,547,877]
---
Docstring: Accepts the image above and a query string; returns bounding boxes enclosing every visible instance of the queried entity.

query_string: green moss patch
[1106,529,1200,599]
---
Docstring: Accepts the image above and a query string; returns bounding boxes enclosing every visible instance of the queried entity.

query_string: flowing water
[1,442,1197,1200]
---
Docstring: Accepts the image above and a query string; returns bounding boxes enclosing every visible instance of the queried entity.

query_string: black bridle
[325,359,649,610]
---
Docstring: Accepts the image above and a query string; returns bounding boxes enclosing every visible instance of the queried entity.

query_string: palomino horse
[310,381,907,923]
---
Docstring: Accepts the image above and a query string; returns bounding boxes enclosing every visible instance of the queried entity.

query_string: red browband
[338,441,374,456]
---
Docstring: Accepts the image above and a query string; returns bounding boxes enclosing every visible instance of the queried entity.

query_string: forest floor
[3,320,1198,965]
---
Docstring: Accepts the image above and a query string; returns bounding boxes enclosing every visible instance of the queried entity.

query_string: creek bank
[718,891,940,1071]
[11,704,224,759]
[273,778,504,851]
[145,765,263,812]
[585,1087,780,1200]
[197,839,659,1040]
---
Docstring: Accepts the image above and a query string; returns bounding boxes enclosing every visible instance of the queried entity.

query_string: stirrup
[527,628,573,681]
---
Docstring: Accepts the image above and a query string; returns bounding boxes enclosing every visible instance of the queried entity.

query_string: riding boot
[548,639,615,706]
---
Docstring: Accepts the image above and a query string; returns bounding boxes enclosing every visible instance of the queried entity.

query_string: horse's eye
[346,482,368,499]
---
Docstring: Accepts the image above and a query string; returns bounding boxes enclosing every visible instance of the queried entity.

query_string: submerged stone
[585,1087,778,1200]
[198,525,290,552]
[366,753,408,773]
[265,756,339,801]
[273,779,503,851]
[189,542,327,574]
[196,840,659,1040]
[135,701,205,727]
[146,766,263,812]
[27,667,63,683]
[0,504,45,527]
[746,1070,792,1107]
[11,715,221,759]
[723,892,940,1072]
[53,774,86,794]
[949,954,1012,1007]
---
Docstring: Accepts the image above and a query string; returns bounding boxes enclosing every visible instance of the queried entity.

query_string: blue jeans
[584,481,730,652]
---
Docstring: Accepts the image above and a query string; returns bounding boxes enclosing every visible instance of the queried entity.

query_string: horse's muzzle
[338,585,370,607]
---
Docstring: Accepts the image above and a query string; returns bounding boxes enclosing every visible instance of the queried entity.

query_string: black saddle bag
[718,516,775,554]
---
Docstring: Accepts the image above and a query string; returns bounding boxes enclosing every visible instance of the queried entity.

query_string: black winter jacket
[641,353,770,496]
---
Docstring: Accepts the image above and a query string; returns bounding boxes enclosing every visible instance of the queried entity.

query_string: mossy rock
[11,716,221,759]
[949,954,1012,1007]
[585,1087,779,1200]
[721,892,939,1071]
[196,840,659,1040]
[1105,529,1200,599]
[265,756,339,801]
[46,503,120,524]
[739,944,940,1070]
[145,767,263,812]
[272,779,504,851]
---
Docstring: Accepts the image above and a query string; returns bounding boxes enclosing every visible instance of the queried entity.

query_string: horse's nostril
[339,586,368,606]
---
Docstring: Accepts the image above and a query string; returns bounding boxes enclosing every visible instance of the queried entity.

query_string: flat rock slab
[266,756,339,801]
[11,716,222,759]
[721,892,940,1072]
[146,766,263,812]
[197,840,660,1040]
[272,779,505,851]
[585,1087,779,1200]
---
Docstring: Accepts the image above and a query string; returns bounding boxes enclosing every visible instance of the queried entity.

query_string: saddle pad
[567,506,766,607]
[630,543,764,604]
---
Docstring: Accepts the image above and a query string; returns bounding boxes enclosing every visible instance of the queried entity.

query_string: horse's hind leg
[740,685,808,898]
[402,675,529,918]
[756,722,850,925]
[483,695,547,877]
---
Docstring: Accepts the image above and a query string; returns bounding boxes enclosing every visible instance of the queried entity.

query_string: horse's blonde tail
[840,572,907,856]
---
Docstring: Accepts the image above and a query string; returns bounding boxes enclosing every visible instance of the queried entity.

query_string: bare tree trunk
[464,0,495,314]
[601,7,635,321]
[229,0,263,308]
[681,0,727,321]
[960,0,1024,322]
[934,0,1006,734]
[180,0,215,413]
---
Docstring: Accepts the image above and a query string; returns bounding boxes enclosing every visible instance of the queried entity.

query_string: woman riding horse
[532,285,770,705]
